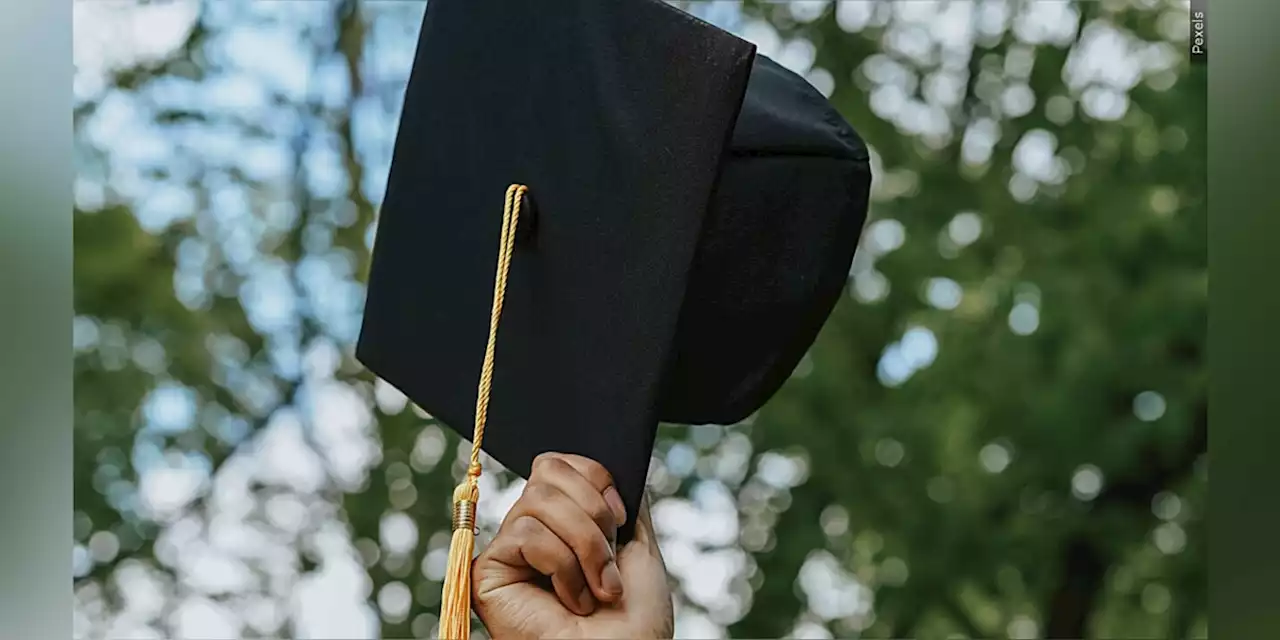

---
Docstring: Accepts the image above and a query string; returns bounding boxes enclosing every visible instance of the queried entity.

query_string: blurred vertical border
[1210,0,1280,639]
[0,0,73,639]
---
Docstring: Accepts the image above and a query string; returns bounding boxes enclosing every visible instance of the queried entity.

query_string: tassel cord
[437,184,527,640]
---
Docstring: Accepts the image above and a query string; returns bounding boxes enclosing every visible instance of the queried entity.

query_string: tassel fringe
[438,482,479,639]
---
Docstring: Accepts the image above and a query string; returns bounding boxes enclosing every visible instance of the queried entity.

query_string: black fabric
[356,0,870,540]
[659,55,870,423]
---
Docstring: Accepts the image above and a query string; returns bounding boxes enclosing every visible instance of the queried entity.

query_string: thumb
[631,493,660,552]
[616,493,667,583]
[614,493,673,637]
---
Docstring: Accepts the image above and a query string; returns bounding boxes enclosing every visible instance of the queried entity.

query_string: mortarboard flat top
[358,0,870,541]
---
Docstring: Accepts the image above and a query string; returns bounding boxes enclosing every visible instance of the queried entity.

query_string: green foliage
[73,1,1204,638]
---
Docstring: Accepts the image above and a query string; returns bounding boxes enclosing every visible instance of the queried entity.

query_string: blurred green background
[71,1,1204,638]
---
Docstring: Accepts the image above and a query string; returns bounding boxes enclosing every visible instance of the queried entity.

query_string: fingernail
[603,487,626,526]
[601,561,623,597]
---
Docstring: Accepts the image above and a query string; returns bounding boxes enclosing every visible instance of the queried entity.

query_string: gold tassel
[436,184,526,640]
[437,482,478,639]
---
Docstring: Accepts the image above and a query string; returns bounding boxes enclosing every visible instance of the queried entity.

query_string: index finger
[535,453,626,526]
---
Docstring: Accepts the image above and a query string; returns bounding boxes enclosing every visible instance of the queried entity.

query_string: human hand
[471,453,673,639]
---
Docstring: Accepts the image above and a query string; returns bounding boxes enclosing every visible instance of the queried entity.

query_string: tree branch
[1043,400,1207,637]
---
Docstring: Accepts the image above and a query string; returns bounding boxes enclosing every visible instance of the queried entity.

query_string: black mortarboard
[357,0,870,541]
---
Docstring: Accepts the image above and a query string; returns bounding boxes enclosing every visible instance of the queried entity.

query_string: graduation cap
[356,0,869,632]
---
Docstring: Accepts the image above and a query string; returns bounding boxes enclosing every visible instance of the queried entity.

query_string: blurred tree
[725,1,1205,638]
[72,1,1204,639]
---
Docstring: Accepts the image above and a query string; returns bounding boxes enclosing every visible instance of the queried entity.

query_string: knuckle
[586,497,614,531]
[522,480,557,505]
[568,529,609,568]
[531,451,564,474]
[550,541,577,569]
[588,462,615,488]
[568,455,613,487]
[533,534,575,573]
[510,514,543,541]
